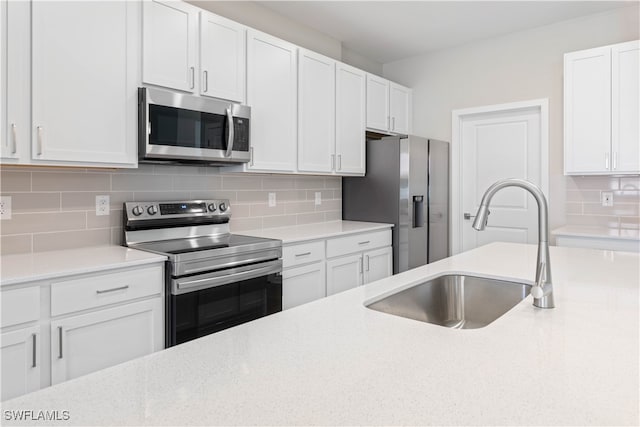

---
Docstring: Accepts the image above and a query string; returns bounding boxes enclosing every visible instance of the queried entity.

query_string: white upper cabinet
[199,11,246,103]
[142,0,198,93]
[389,82,411,134]
[336,63,366,175]
[366,73,390,132]
[366,73,412,135]
[31,1,137,167]
[564,40,639,175]
[298,49,336,173]
[246,29,298,172]
[611,40,639,173]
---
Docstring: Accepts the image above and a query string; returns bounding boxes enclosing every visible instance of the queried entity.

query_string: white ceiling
[260,1,635,63]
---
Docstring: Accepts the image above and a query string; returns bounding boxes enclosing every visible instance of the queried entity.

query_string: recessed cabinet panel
[336,63,366,175]
[298,49,335,173]
[390,83,411,134]
[612,40,640,173]
[326,254,363,296]
[282,262,326,310]
[143,0,197,93]
[1,327,40,401]
[363,247,393,284]
[366,74,390,132]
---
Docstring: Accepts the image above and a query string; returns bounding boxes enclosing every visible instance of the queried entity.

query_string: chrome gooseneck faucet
[472,178,555,309]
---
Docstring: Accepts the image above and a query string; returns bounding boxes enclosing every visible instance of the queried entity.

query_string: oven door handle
[174,260,281,294]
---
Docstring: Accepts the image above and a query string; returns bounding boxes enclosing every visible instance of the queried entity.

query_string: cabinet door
[366,73,389,132]
[50,298,162,385]
[200,11,246,103]
[326,254,362,296]
[1,327,40,401]
[336,62,366,175]
[298,49,335,173]
[143,0,197,93]
[247,30,297,172]
[611,40,640,173]
[1,0,29,163]
[564,46,612,174]
[363,247,393,285]
[282,262,326,310]
[390,83,411,134]
[31,1,137,166]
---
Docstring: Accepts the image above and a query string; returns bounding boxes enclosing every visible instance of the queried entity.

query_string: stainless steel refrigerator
[343,135,449,274]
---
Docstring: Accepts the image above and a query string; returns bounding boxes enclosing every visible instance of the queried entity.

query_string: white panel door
[389,82,411,134]
[247,30,297,172]
[461,107,542,252]
[326,254,362,296]
[611,40,640,174]
[1,327,40,401]
[363,247,393,285]
[564,46,612,174]
[336,62,366,175]
[143,0,197,93]
[282,262,326,310]
[366,73,389,131]
[298,49,335,173]
[200,11,246,103]
[31,1,137,166]
[51,298,162,385]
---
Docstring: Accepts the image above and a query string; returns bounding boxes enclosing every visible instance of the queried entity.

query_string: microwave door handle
[225,107,234,158]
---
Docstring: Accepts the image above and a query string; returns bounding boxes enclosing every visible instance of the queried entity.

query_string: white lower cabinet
[282,262,326,310]
[326,254,363,296]
[363,246,393,284]
[50,298,162,385]
[1,326,40,401]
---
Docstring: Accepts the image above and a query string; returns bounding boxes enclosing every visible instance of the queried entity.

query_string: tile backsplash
[565,176,640,229]
[0,165,342,255]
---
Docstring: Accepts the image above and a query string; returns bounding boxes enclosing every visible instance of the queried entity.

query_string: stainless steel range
[123,199,282,347]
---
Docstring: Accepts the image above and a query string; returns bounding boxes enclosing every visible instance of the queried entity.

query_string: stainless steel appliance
[123,199,282,347]
[343,135,449,274]
[138,87,250,165]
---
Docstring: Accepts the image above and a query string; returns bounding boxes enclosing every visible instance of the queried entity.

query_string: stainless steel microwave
[138,87,250,165]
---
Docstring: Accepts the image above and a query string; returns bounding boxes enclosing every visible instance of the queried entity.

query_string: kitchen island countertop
[2,242,638,426]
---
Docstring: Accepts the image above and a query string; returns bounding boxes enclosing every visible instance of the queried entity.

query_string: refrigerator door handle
[413,195,425,228]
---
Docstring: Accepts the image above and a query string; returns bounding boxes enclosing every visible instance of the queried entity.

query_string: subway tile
[32,172,110,191]
[250,203,285,217]
[229,204,251,218]
[33,229,111,252]
[111,227,124,246]
[1,171,31,192]
[112,174,172,191]
[296,212,325,225]
[333,189,342,199]
[262,176,295,190]
[294,176,325,189]
[568,176,619,191]
[276,190,308,202]
[154,164,208,176]
[133,191,186,202]
[110,164,155,174]
[4,192,60,213]
[172,174,222,191]
[306,190,334,201]
[619,217,640,229]
[612,190,640,204]
[566,215,620,228]
[565,190,600,203]
[284,201,316,215]
[325,177,341,189]
[189,190,237,201]
[565,202,583,215]
[222,175,263,190]
[324,211,342,221]
[237,191,267,204]
[0,234,32,255]
[229,217,262,232]
[87,210,123,229]
[583,203,639,217]
[1,211,86,235]
[61,192,133,211]
[315,199,341,212]
[262,215,297,229]
[619,177,640,190]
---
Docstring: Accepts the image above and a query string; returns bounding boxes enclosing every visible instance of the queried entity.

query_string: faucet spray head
[472,206,490,231]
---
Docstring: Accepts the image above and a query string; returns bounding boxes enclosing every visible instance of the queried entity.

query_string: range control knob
[208,203,217,212]
[218,202,227,212]
[132,205,144,216]
[147,205,158,215]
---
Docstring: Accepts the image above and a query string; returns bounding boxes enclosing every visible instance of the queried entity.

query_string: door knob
[463,213,475,220]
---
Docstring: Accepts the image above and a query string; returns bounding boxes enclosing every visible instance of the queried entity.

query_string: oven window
[171,273,282,346]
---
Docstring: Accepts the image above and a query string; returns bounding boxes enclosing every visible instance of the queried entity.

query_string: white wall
[383,5,640,232]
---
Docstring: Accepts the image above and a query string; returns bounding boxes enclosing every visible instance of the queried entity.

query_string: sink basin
[366,274,531,329]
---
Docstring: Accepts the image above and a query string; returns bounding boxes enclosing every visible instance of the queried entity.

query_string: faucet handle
[531,262,547,299]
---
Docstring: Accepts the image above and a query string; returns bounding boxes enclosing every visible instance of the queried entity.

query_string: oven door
[168,260,282,346]
[139,87,250,164]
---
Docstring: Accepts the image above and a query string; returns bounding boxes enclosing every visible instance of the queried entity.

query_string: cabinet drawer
[51,265,163,316]
[282,241,325,268]
[1,287,40,328]
[326,229,391,258]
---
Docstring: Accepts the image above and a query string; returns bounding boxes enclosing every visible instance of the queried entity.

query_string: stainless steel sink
[366,274,531,329]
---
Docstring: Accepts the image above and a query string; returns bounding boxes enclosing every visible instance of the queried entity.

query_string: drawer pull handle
[295,252,311,257]
[32,333,37,368]
[358,241,370,245]
[58,327,63,359]
[96,285,129,294]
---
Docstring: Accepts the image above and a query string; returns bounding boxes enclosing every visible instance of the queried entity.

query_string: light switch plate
[268,192,276,207]
[0,196,12,220]
[315,192,321,206]
[96,195,110,216]
[601,191,613,207]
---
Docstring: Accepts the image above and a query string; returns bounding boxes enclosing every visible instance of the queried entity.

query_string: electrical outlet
[315,192,321,206]
[268,192,276,207]
[601,191,614,207]
[95,195,110,216]
[0,196,12,220]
